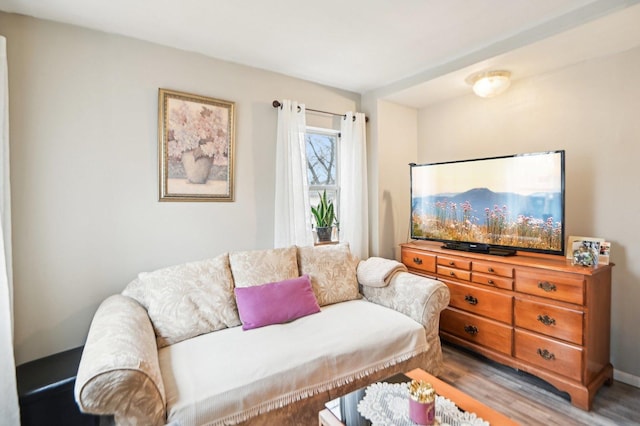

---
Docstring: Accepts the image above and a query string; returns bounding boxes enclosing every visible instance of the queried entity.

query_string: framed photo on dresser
[566,235,604,260]
[598,241,611,265]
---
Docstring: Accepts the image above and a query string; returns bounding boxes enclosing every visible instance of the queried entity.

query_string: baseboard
[614,368,640,388]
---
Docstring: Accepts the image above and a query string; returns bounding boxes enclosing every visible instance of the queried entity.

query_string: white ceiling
[386,1,640,107]
[1,0,640,107]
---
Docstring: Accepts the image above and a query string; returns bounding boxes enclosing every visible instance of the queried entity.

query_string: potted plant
[311,190,338,242]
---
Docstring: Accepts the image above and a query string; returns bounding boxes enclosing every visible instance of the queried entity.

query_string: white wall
[375,101,417,260]
[360,96,418,260]
[417,46,640,380]
[0,13,359,364]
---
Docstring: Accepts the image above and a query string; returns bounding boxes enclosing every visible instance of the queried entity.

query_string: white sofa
[74,244,449,425]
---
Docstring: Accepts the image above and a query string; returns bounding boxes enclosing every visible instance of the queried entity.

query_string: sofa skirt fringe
[205,346,428,426]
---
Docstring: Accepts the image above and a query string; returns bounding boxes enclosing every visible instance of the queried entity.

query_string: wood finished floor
[439,343,640,425]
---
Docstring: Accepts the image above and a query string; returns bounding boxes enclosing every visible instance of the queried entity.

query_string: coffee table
[318,368,518,426]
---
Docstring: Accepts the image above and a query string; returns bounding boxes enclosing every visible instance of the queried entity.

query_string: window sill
[314,241,338,246]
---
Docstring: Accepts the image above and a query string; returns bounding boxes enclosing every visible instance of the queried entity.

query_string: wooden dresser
[401,241,613,410]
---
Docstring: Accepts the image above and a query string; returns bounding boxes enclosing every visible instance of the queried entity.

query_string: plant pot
[181,150,213,184]
[316,226,333,242]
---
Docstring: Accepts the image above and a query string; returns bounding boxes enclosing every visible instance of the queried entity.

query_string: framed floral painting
[158,88,235,201]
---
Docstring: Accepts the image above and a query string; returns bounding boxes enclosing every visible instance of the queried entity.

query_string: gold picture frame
[158,88,235,201]
[566,235,604,259]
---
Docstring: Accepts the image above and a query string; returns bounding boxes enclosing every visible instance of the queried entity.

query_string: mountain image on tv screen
[410,151,564,254]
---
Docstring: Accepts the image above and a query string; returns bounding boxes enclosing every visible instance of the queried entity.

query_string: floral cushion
[229,246,299,288]
[297,244,360,306]
[122,254,241,348]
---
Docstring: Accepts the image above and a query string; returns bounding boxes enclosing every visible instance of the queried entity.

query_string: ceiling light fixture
[466,70,511,98]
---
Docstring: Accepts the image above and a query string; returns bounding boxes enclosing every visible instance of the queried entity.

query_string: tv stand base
[441,242,515,257]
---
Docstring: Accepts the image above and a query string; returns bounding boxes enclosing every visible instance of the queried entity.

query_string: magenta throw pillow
[234,274,321,330]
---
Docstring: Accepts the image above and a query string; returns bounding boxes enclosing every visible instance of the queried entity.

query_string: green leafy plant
[311,190,338,228]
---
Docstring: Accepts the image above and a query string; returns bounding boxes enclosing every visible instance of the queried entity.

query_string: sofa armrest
[75,294,166,426]
[361,272,450,337]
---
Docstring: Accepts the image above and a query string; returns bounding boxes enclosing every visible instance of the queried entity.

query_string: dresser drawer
[441,308,512,355]
[447,281,512,324]
[437,255,471,270]
[514,329,583,381]
[437,265,471,281]
[402,248,436,274]
[514,298,583,345]
[515,270,584,305]
[472,272,513,290]
[472,261,513,278]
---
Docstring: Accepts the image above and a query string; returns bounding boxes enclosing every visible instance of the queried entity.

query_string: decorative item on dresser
[401,241,613,411]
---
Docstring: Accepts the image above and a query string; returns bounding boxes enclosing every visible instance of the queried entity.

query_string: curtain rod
[272,100,369,123]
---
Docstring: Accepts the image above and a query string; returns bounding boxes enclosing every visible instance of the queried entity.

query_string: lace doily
[357,382,490,426]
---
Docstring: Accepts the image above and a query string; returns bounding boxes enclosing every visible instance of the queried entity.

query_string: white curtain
[0,36,20,426]
[274,100,314,247]
[339,112,369,259]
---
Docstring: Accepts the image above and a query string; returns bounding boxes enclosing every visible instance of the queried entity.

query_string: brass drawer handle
[464,295,478,305]
[488,267,495,273]
[538,281,557,292]
[487,279,495,285]
[449,271,456,277]
[537,314,556,326]
[464,325,478,336]
[537,348,555,361]
[449,261,455,266]
[412,257,423,265]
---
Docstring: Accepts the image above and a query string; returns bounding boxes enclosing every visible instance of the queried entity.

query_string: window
[305,126,340,219]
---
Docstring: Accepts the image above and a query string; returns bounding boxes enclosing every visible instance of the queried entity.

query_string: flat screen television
[410,150,565,256]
